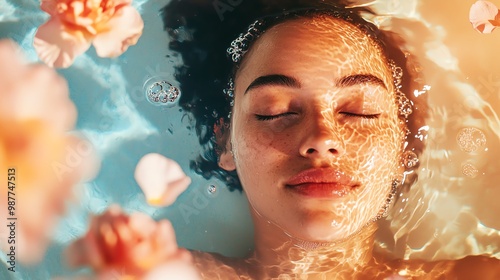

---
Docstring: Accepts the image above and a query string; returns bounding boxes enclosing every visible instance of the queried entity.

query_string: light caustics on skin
[201,16,425,279]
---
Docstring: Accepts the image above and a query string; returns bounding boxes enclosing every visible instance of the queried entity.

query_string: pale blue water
[0,0,253,278]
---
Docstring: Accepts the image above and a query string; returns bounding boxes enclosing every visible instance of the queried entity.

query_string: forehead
[236,16,390,86]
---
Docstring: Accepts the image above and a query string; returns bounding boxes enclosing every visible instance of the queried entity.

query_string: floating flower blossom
[0,39,98,264]
[469,0,500,33]
[34,0,144,68]
[65,205,199,279]
[134,153,191,207]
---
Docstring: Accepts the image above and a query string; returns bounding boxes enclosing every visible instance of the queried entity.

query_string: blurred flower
[65,205,199,279]
[134,153,191,207]
[469,0,500,33]
[0,39,99,264]
[34,0,144,68]
[142,259,201,280]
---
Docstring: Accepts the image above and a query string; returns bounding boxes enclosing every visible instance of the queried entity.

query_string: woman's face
[220,17,405,242]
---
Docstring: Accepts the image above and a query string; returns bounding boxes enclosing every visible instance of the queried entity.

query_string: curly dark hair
[161,0,427,192]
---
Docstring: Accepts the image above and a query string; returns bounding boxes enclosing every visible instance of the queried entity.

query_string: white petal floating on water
[469,0,500,33]
[134,153,191,207]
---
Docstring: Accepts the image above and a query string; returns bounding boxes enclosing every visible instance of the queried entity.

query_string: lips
[285,168,358,198]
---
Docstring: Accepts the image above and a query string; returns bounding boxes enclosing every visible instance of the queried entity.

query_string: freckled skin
[191,16,500,279]
[230,17,403,242]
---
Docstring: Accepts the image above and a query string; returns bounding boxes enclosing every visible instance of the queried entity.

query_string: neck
[245,211,377,278]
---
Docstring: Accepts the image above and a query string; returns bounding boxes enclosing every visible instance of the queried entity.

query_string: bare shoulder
[190,250,250,280]
[450,255,500,279]
[380,254,500,279]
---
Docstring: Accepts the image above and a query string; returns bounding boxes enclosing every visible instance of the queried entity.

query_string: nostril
[306,148,315,154]
[328,148,337,154]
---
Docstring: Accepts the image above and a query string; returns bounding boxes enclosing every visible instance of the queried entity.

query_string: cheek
[346,121,403,176]
[234,121,294,160]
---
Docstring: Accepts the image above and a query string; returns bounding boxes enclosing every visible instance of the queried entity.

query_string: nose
[298,116,345,159]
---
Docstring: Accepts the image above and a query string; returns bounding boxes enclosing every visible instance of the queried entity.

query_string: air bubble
[402,151,419,169]
[456,127,486,153]
[462,163,479,178]
[207,185,217,195]
[144,78,181,106]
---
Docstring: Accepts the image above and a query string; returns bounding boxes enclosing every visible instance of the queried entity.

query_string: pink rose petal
[0,40,25,86]
[0,41,77,131]
[134,153,191,207]
[0,40,97,264]
[40,0,58,16]
[469,0,500,33]
[93,6,144,58]
[0,65,76,131]
[34,17,92,68]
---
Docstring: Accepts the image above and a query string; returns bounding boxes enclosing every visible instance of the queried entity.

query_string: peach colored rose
[0,39,99,264]
[34,0,144,68]
[65,205,198,279]
[134,153,191,207]
[469,0,500,33]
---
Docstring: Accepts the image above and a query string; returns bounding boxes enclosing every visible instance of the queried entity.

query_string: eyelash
[340,112,380,119]
[255,113,296,121]
[255,112,380,121]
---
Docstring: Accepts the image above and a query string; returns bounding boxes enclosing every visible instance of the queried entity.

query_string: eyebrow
[244,74,301,94]
[336,74,387,90]
[244,73,387,94]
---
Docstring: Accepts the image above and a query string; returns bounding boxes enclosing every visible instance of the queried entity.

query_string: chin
[288,215,360,243]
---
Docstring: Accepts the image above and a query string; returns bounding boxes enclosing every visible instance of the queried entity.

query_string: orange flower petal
[34,17,92,68]
[92,6,144,58]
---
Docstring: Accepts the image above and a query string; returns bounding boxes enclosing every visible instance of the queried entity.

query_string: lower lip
[286,183,355,198]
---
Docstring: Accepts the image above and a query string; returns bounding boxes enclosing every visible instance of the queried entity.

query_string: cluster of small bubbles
[397,94,413,118]
[207,184,217,195]
[223,78,235,107]
[392,65,403,85]
[146,80,180,105]
[372,180,399,222]
[456,127,486,153]
[462,163,479,178]
[402,151,419,169]
[226,19,264,63]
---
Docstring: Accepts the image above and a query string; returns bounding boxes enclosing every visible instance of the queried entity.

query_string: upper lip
[285,168,356,187]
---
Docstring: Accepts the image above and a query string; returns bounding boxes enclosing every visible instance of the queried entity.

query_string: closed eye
[255,112,297,121]
[340,112,380,119]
